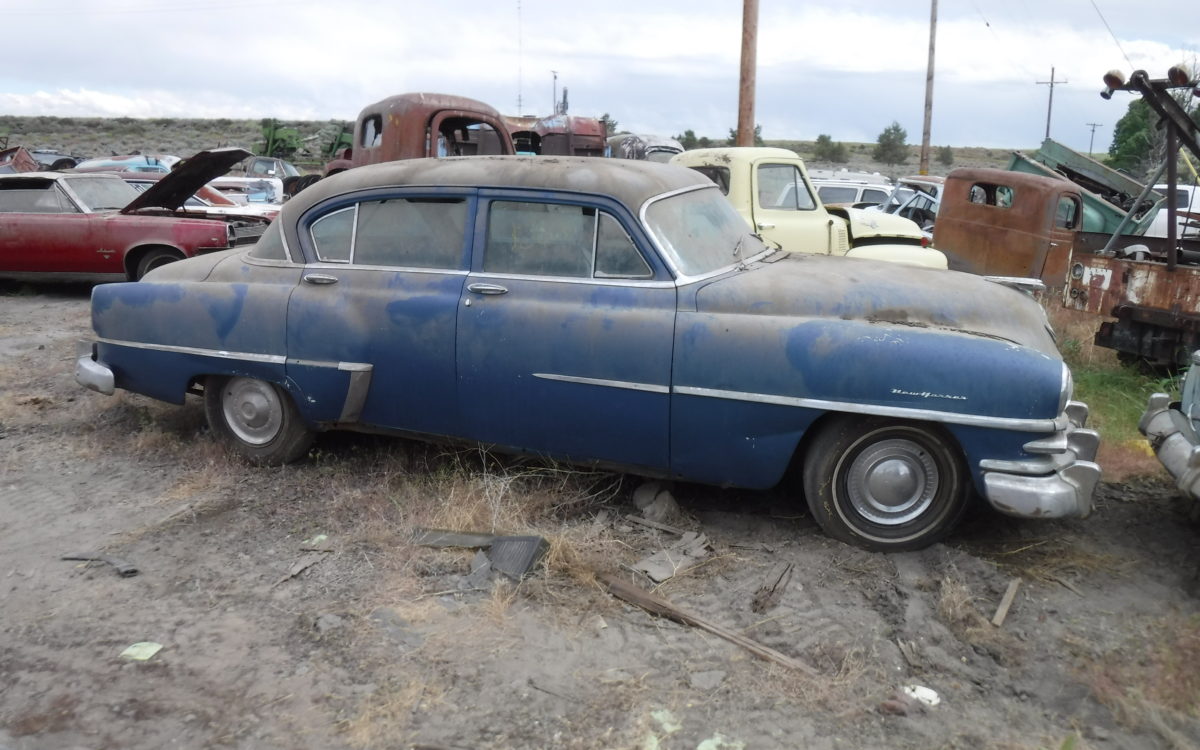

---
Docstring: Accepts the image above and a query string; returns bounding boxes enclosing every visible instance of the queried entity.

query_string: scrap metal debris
[62,552,138,577]
[273,552,326,587]
[413,527,549,581]
[119,642,163,661]
[633,531,711,583]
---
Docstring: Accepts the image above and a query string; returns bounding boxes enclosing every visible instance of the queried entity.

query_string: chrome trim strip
[97,337,286,365]
[533,373,670,394]
[465,271,674,289]
[307,262,469,276]
[672,385,1063,432]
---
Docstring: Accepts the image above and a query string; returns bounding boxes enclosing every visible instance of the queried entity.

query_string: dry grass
[339,678,446,749]
[1088,614,1200,749]
[974,537,1130,585]
[937,575,1005,647]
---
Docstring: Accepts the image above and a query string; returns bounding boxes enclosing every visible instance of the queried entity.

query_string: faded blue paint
[207,283,248,341]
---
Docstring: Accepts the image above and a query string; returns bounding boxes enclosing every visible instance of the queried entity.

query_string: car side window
[1054,196,1079,229]
[485,201,651,279]
[354,198,467,269]
[757,164,816,210]
[310,206,354,263]
[595,212,652,279]
[863,188,889,204]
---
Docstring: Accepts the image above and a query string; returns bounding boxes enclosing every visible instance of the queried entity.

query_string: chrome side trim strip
[532,373,670,394]
[97,337,287,365]
[467,272,674,289]
[672,385,1063,432]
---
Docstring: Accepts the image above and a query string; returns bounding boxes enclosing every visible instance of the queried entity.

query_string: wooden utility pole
[736,0,758,147]
[918,0,937,175]
[1036,67,1067,140]
[1086,122,1102,156]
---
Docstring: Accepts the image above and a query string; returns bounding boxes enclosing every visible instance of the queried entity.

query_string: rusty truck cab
[325,93,515,175]
[934,168,1083,286]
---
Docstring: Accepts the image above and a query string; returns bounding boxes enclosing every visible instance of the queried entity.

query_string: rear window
[688,166,730,195]
[818,186,858,204]
[968,183,1015,208]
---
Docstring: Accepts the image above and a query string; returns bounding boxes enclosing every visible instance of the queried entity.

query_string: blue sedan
[77,156,1100,550]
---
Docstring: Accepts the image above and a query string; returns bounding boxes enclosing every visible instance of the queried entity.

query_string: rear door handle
[467,283,508,295]
[302,273,339,285]
[756,222,775,230]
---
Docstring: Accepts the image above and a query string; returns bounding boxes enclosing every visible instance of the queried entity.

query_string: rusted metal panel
[0,146,39,174]
[504,114,606,157]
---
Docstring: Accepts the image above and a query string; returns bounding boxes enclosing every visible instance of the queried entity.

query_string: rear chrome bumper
[979,401,1102,519]
[1139,392,1200,500]
[75,340,114,395]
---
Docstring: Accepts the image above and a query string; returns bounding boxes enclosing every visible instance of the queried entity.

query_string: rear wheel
[204,375,314,465]
[803,415,970,551]
[134,248,183,280]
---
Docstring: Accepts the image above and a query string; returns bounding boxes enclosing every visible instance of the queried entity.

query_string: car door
[285,191,473,434]
[750,160,831,254]
[0,179,109,273]
[456,192,675,471]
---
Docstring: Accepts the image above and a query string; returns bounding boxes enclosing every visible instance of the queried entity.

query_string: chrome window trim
[595,211,653,280]
[638,184,770,285]
[243,255,300,269]
[98,337,286,365]
[306,261,470,276]
[466,270,674,289]
[672,385,1065,433]
[533,373,669,394]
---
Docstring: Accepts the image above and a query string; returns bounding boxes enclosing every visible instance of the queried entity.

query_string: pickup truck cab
[671,148,946,269]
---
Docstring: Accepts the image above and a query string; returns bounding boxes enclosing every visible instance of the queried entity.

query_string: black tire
[204,375,314,465]
[134,248,183,280]
[802,415,970,551]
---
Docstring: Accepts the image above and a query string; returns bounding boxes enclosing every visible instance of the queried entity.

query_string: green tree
[697,136,712,148]
[936,145,954,166]
[674,129,699,150]
[1107,99,1155,175]
[873,121,909,166]
[726,124,764,147]
[600,113,619,137]
[813,134,849,163]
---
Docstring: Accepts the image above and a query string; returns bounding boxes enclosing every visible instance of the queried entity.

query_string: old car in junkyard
[1140,355,1200,507]
[0,152,261,281]
[76,156,1100,551]
[671,147,947,269]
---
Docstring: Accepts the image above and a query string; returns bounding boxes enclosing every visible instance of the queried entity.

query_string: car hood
[694,253,1058,355]
[831,206,923,241]
[120,147,252,214]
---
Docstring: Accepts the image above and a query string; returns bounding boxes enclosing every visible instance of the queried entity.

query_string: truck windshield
[643,186,765,277]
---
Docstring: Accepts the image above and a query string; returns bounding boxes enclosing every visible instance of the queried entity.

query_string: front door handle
[756,222,775,230]
[302,273,339,285]
[467,283,508,295]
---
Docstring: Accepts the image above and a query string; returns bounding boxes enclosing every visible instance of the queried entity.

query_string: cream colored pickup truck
[671,147,947,269]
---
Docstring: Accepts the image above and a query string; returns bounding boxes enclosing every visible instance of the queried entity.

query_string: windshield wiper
[732,233,748,270]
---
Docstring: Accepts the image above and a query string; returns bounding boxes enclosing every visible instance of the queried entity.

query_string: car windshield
[643,186,765,277]
[63,176,139,211]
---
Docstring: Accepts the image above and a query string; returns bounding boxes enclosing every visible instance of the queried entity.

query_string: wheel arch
[123,243,186,280]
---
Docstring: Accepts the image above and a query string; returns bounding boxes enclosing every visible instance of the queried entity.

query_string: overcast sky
[1,0,1195,153]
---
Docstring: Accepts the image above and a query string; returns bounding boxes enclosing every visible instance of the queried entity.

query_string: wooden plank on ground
[991,578,1022,627]
[599,572,818,675]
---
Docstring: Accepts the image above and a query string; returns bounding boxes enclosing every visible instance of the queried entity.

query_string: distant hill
[0,115,1016,176]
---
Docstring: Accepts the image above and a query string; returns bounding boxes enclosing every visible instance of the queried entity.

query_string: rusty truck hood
[694,252,1058,355]
[121,147,252,214]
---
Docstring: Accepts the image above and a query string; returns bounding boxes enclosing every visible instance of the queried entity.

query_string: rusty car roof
[284,156,714,218]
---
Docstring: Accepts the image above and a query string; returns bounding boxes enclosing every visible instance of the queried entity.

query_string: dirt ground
[2,283,1199,750]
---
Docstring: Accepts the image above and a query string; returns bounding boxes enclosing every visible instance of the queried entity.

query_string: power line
[1088,0,1132,69]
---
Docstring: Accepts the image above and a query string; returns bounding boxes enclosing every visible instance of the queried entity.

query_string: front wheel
[134,248,183,280]
[803,416,970,551]
[204,376,314,465]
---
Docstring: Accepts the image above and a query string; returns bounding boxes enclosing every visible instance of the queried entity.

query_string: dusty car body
[0,170,234,281]
[671,147,946,268]
[77,156,1098,551]
[0,146,40,174]
[1141,358,1200,503]
[324,93,515,175]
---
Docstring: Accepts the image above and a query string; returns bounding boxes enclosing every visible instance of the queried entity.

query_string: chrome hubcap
[845,438,938,525]
[221,377,282,446]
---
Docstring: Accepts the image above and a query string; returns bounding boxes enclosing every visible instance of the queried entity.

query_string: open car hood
[120,147,252,214]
